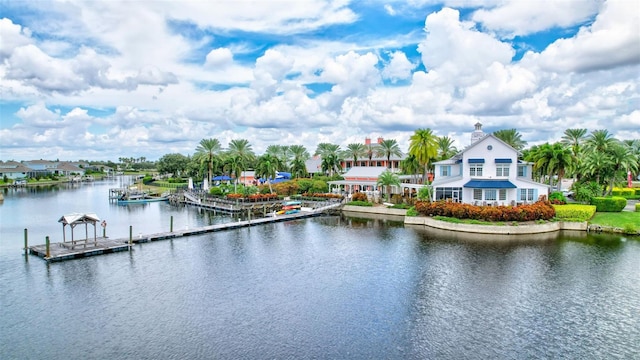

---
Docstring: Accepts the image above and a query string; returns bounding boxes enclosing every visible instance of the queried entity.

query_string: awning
[463,180,516,189]
[495,158,512,163]
[468,158,485,163]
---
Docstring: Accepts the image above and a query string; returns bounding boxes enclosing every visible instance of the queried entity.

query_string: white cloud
[205,48,234,68]
[472,0,601,37]
[382,51,416,82]
[0,18,32,59]
[536,0,640,73]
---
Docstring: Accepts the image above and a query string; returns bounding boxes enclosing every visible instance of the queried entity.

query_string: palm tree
[604,142,639,195]
[561,128,587,181]
[265,145,291,169]
[255,154,281,194]
[344,143,366,168]
[493,129,527,151]
[547,143,573,191]
[365,141,378,166]
[377,170,401,203]
[227,138,255,185]
[375,139,402,170]
[585,129,616,153]
[289,145,310,178]
[436,136,458,161]
[400,154,421,184]
[582,151,613,191]
[409,128,438,185]
[195,138,222,183]
[315,143,342,176]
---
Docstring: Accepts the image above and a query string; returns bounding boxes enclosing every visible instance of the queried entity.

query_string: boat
[277,200,302,214]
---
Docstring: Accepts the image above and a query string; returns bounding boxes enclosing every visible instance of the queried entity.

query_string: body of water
[1,178,639,359]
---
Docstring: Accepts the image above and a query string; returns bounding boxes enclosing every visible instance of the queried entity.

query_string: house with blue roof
[431,123,549,205]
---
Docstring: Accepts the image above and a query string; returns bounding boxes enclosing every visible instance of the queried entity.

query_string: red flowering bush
[415,200,555,222]
[226,193,243,199]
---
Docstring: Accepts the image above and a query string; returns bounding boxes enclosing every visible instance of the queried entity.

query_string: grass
[590,212,640,234]
[433,216,506,226]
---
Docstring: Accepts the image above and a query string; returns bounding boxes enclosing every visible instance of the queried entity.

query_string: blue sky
[1,0,638,161]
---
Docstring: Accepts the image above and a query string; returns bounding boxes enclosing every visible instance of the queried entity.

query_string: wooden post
[170,216,174,232]
[129,225,133,250]
[24,228,28,258]
[45,236,50,258]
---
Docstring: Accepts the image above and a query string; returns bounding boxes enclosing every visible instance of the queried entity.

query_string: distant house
[0,161,32,180]
[304,156,323,176]
[328,166,388,194]
[431,123,548,205]
[22,160,58,177]
[55,162,85,177]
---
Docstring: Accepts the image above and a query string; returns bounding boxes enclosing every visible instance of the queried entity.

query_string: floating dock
[29,203,342,262]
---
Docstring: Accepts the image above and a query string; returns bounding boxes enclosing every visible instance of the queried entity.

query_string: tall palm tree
[560,128,587,181]
[255,154,281,194]
[409,128,438,185]
[585,129,616,153]
[493,129,527,151]
[375,139,402,170]
[195,138,222,183]
[365,141,378,166]
[289,145,310,178]
[377,170,401,202]
[436,136,458,161]
[222,154,246,192]
[582,151,613,190]
[227,139,255,189]
[344,143,367,168]
[265,145,291,169]
[604,142,639,195]
[547,143,573,191]
[315,143,342,176]
[400,154,421,184]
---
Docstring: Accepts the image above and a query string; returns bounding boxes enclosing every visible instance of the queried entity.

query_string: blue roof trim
[463,180,517,189]
[468,158,485,163]
[495,158,512,163]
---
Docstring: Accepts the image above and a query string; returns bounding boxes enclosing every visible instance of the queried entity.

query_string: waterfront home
[431,123,548,205]
[0,161,32,180]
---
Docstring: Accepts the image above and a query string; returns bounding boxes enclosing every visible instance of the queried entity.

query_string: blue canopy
[463,180,516,189]
[212,175,233,181]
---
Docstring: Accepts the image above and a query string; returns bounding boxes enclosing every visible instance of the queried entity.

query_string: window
[518,165,527,177]
[440,166,450,176]
[485,189,497,201]
[435,187,463,201]
[496,164,510,177]
[473,189,482,200]
[520,188,535,201]
[499,189,507,201]
[469,164,483,177]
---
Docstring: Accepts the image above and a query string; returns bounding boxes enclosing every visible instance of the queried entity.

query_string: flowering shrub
[415,200,555,222]
[226,193,243,199]
[351,192,368,202]
[247,193,278,201]
[301,193,344,199]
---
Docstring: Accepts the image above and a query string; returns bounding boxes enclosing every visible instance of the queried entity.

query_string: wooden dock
[29,204,342,262]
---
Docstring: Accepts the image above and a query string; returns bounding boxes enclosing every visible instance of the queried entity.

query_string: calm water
[1,179,639,359]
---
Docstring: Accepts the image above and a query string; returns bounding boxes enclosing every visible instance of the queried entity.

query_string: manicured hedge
[552,204,596,221]
[590,196,627,212]
[415,200,555,222]
[636,203,640,212]
[611,188,636,198]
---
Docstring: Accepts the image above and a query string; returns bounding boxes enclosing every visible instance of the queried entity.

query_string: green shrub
[636,203,640,212]
[549,191,566,204]
[209,187,223,196]
[406,207,418,216]
[414,200,555,222]
[590,196,627,212]
[552,204,596,221]
[623,223,638,234]
[348,201,373,207]
[611,188,635,198]
[573,181,602,203]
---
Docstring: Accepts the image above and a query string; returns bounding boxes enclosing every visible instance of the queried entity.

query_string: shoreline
[342,204,638,236]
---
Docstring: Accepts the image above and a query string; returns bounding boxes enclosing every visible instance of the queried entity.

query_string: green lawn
[590,212,640,234]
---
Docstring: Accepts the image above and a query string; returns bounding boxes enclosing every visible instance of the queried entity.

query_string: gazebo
[58,213,100,249]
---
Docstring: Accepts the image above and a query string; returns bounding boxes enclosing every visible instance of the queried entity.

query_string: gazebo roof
[58,213,100,225]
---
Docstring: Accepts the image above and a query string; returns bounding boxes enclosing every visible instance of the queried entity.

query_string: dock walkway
[29,203,343,262]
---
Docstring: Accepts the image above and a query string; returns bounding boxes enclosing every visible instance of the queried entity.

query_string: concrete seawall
[341,204,587,235]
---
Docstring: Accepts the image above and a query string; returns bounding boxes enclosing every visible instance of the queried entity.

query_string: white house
[431,123,549,205]
[0,161,32,180]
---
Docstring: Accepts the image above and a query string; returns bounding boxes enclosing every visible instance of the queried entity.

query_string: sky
[1,0,639,162]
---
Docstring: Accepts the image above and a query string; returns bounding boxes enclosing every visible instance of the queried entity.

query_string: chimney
[365,137,371,145]
[377,137,384,144]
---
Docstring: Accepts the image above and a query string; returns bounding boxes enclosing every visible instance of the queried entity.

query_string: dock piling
[45,236,50,258]
[170,216,173,232]
[24,229,28,258]
[129,226,133,250]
